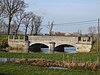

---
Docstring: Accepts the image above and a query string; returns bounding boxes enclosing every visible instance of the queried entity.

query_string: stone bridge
[8,36,92,53]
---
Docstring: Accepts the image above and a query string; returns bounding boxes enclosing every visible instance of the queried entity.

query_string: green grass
[0,52,100,62]
[0,62,100,75]
[0,34,8,48]
[0,34,8,40]
[91,40,100,52]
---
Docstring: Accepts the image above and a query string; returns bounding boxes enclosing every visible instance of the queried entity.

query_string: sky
[24,0,100,34]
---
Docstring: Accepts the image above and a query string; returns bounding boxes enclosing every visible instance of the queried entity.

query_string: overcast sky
[24,0,100,34]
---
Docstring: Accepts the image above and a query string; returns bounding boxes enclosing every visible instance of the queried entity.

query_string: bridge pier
[48,42,55,53]
[24,35,30,53]
[24,41,30,53]
[76,44,92,52]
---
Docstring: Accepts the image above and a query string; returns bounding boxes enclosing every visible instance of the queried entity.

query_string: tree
[0,0,26,35]
[0,0,1,15]
[29,14,35,35]
[0,0,3,16]
[0,21,3,33]
[0,0,5,20]
[88,26,96,39]
[22,12,33,35]
[10,23,17,34]
[0,20,8,34]
[47,21,54,36]
[33,16,42,35]
[13,10,25,35]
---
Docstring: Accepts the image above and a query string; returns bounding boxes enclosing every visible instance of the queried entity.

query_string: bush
[0,39,8,49]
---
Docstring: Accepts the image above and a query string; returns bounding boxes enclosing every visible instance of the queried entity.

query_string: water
[41,47,76,53]
[0,58,8,62]
[49,67,66,70]
[64,47,76,53]
[0,58,30,62]
[41,48,48,53]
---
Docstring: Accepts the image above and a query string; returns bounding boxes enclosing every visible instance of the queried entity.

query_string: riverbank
[1,58,100,70]
[0,52,100,75]
[0,34,8,50]
[0,52,100,62]
[0,62,100,75]
[10,58,100,71]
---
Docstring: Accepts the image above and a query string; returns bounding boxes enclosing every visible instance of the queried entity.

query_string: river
[41,47,76,53]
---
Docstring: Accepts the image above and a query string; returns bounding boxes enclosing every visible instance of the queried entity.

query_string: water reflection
[0,58,8,62]
[0,58,26,62]
[41,48,48,53]
[64,47,76,53]
[41,47,76,53]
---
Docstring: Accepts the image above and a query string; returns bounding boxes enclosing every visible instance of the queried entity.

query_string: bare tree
[88,26,96,39]
[0,0,5,20]
[10,23,17,34]
[0,21,3,33]
[29,14,35,35]
[13,10,25,35]
[47,21,54,36]
[0,0,26,35]
[0,20,8,34]
[33,16,42,35]
[0,0,2,17]
[0,0,3,15]
[22,12,33,35]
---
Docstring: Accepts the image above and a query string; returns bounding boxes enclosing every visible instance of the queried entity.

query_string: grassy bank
[0,52,100,62]
[0,62,100,75]
[0,34,8,49]
[91,40,100,52]
[0,34,8,40]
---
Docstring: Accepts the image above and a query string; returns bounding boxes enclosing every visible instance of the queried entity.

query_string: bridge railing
[28,36,79,42]
[77,36,92,44]
[8,35,92,45]
[8,35,25,42]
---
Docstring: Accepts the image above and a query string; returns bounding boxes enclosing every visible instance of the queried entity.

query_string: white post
[24,35,30,53]
[24,41,30,53]
[48,42,55,53]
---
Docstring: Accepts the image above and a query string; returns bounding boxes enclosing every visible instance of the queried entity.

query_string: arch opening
[29,43,49,53]
[54,44,76,53]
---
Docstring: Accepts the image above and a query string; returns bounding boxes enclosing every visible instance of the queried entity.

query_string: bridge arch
[54,44,76,53]
[29,43,49,52]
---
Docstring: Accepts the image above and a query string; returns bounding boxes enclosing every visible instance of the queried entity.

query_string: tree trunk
[30,25,34,35]
[15,24,20,35]
[25,25,28,36]
[8,15,12,35]
[25,28,27,35]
